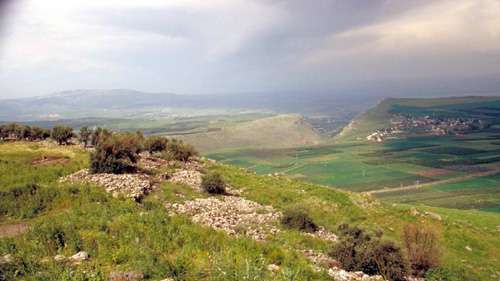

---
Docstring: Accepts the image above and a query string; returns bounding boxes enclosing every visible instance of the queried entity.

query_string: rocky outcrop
[169,170,203,190]
[60,169,153,200]
[166,196,281,241]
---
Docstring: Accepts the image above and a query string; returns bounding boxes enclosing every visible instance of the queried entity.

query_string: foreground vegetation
[1,141,499,280]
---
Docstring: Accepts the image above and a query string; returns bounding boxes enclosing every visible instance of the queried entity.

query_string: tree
[51,126,74,145]
[164,139,198,162]
[79,126,92,148]
[144,136,168,154]
[91,127,112,147]
[90,133,141,174]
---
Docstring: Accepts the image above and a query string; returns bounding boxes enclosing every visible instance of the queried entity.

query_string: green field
[208,97,500,212]
[1,142,500,280]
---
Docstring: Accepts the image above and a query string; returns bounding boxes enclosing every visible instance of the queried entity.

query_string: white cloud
[305,0,500,65]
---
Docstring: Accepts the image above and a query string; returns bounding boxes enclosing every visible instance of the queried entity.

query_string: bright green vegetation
[209,97,500,212]
[1,142,499,280]
[377,173,500,211]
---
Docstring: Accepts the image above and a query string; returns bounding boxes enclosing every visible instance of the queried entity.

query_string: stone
[410,207,420,216]
[70,251,89,262]
[0,254,13,265]
[60,169,153,200]
[267,264,280,272]
[424,211,442,221]
[109,271,144,281]
[465,246,472,252]
[54,254,66,262]
[166,196,281,241]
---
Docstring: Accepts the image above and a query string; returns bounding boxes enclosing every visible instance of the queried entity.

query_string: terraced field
[209,97,500,212]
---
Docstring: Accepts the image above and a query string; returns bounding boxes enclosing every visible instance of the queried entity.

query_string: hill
[209,96,500,213]
[0,89,375,123]
[0,141,499,280]
[174,114,323,152]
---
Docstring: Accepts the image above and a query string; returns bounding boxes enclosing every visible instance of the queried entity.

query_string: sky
[0,0,500,98]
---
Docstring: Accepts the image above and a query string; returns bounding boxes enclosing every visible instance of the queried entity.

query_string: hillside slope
[335,96,500,142]
[0,142,499,280]
[176,114,323,152]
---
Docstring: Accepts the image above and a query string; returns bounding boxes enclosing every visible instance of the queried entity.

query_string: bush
[281,208,318,233]
[164,139,198,162]
[90,133,141,174]
[329,224,409,281]
[79,126,92,147]
[51,125,74,145]
[145,136,168,153]
[90,127,112,147]
[402,223,441,277]
[201,172,226,194]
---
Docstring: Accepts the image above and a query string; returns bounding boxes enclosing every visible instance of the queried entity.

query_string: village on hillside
[367,114,487,143]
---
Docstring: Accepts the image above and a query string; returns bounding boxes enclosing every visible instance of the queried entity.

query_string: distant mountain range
[0,89,376,121]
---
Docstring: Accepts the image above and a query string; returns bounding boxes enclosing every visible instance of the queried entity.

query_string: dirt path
[366,168,500,195]
[0,223,29,238]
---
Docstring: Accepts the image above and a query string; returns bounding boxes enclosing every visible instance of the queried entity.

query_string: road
[365,168,500,195]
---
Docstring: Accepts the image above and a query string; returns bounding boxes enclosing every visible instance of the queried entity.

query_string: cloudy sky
[0,0,500,98]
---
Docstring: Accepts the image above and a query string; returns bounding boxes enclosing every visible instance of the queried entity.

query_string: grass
[1,141,499,279]
[208,97,500,212]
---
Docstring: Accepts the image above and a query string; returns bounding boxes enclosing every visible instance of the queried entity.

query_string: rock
[496,225,500,232]
[54,254,66,262]
[166,196,281,241]
[109,271,144,281]
[465,246,472,252]
[0,254,13,265]
[304,226,337,242]
[159,279,174,281]
[424,211,442,221]
[410,207,420,216]
[60,169,153,200]
[267,264,280,272]
[70,251,89,262]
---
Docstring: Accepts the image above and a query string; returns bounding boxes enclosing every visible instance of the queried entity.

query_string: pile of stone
[165,196,282,241]
[305,226,338,242]
[138,155,172,171]
[328,268,384,281]
[169,170,203,190]
[183,160,205,171]
[60,169,153,200]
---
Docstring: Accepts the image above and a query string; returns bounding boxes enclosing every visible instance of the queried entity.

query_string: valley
[209,97,500,213]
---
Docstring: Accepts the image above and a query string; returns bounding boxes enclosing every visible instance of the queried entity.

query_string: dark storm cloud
[0,0,499,98]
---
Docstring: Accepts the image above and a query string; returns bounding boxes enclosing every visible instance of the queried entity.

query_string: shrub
[329,224,409,281]
[90,133,141,174]
[201,172,226,194]
[90,127,112,147]
[281,208,318,233]
[164,139,198,162]
[402,223,441,277]
[51,125,74,145]
[145,136,169,153]
[79,126,92,147]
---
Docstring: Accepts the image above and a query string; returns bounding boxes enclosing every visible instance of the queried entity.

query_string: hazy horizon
[1,0,500,99]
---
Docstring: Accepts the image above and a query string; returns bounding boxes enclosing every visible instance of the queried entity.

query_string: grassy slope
[176,115,323,153]
[0,142,499,280]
